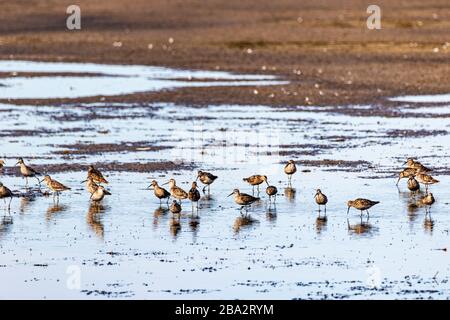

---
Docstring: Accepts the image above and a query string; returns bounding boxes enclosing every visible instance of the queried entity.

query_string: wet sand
[1,0,450,107]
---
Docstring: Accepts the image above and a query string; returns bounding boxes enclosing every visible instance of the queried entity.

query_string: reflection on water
[424,216,434,234]
[188,216,200,241]
[0,215,13,240]
[46,203,69,221]
[284,187,296,202]
[169,216,181,239]
[87,203,107,239]
[233,215,258,234]
[315,214,328,234]
[153,206,169,228]
[266,206,277,222]
[19,197,35,214]
[347,217,374,236]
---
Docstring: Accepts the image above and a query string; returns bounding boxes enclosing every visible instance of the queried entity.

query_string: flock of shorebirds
[0,157,440,225]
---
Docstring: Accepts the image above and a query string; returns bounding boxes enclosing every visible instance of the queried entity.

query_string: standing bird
[87,165,108,184]
[196,170,218,194]
[82,176,99,195]
[284,160,297,185]
[396,168,417,186]
[188,181,201,212]
[415,173,439,192]
[404,158,431,173]
[243,175,267,194]
[407,175,420,192]
[41,175,71,202]
[315,189,328,213]
[265,184,278,203]
[90,185,111,202]
[228,189,260,212]
[148,180,171,205]
[16,158,41,186]
[163,179,188,203]
[420,192,435,207]
[0,182,14,211]
[170,200,182,215]
[347,198,379,217]
[0,160,5,170]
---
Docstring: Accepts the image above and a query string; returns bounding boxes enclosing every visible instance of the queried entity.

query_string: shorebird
[148,180,170,205]
[228,189,260,212]
[170,200,182,215]
[41,175,70,201]
[0,160,5,170]
[315,189,328,213]
[404,158,431,173]
[188,181,201,211]
[87,165,108,184]
[82,176,99,195]
[16,158,41,186]
[0,182,13,210]
[415,173,439,192]
[163,179,188,203]
[419,193,435,215]
[90,185,111,202]
[407,175,420,192]
[196,170,218,193]
[396,168,417,186]
[347,198,379,217]
[266,184,278,203]
[243,175,267,194]
[284,160,297,184]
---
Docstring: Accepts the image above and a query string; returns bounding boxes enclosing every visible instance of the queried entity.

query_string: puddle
[0,60,286,99]
[1,61,450,299]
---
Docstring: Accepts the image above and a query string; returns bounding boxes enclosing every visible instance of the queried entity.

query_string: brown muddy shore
[1,0,450,107]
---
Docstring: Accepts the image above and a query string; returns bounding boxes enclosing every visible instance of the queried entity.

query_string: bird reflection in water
[87,203,107,239]
[170,216,181,238]
[347,216,373,235]
[284,187,296,202]
[46,203,68,221]
[233,215,257,233]
[0,215,13,240]
[19,196,35,214]
[423,215,434,234]
[266,206,277,222]
[315,212,328,234]
[153,205,168,228]
[188,216,200,241]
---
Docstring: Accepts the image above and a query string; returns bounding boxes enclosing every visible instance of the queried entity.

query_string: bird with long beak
[415,173,439,193]
[315,189,328,213]
[284,160,297,185]
[404,158,431,173]
[81,176,99,195]
[265,180,278,203]
[243,175,267,194]
[228,189,260,212]
[16,158,41,186]
[163,178,188,203]
[170,200,182,215]
[188,181,201,212]
[407,175,420,192]
[0,182,14,211]
[347,198,379,217]
[147,180,170,205]
[90,185,111,202]
[196,170,218,194]
[41,175,70,202]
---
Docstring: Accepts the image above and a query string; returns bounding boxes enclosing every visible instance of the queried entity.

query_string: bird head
[227,189,239,197]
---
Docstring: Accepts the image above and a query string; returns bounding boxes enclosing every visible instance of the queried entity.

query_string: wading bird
[87,165,108,184]
[188,181,201,212]
[243,175,267,194]
[148,180,171,205]
[347,198,379,217]
[16,158,41,186]
[0,182,13,211]
[315,189,328,213]
[41,175,71,202]
[163,179,188,203]
[228,189,260,212]
[196,170,218,194]
[284,160,297,185]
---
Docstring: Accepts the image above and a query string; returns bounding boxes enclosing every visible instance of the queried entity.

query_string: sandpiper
[16,158,41,186]
[170,200,182,215]
[415,173,439,192]
[396,168,417,186]
[0,182,13,210]
[228,189,260,212]
[163,178,188,203]
[243,175,267,194]
[41,175,71,201]
[188,181,201,211]
[87,165,108,184]
[90,185,111,202]
[82,176,99,195]
[419,193,435,215]
[266,184,278,203]
[315,189,328,213]
[407,175,420,192]
[0,160,5,170]
[404,158,431,173]
[196,170,218,193]
[148,180,171,205]
[347,198,379,217]
[284,160,297,184]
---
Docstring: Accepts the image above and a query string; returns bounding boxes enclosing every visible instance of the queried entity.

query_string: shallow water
[1,61,450,299]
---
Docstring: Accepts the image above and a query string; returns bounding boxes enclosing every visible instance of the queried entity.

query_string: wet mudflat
[1,61,450,299]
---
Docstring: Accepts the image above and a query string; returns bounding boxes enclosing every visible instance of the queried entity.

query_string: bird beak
[162,181,169,186]
[81,180,87,184]
[402,161,407,165]
[15,162,19,166]
[395,177,400,186]
[104,190,112,195]
[346,206,350,215]
[195,176,199,181]
[227,192,234,197]
[266,181,270,186]
[39,179,44,183]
